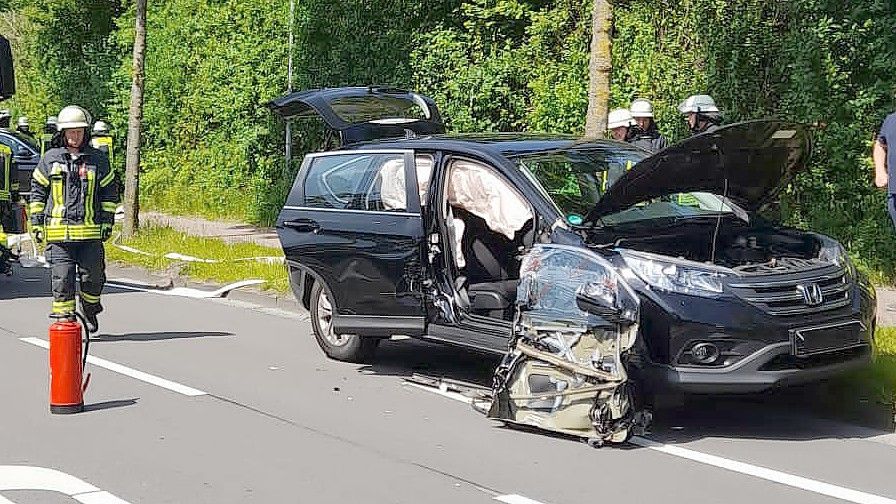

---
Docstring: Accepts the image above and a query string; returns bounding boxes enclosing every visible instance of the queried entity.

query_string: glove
[101,224,113,241]
[32,226,43,244]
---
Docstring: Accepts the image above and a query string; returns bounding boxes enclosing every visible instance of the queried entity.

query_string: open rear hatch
[586,120,813,223]
[266,86,445,147]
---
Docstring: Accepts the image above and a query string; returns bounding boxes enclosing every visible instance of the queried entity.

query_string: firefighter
[30,105,119,332]
[40,116,58,157]
[678,94,722,135]
[607,108,636,141]
[0,139,15,275]
[628,98,668,152]
[15,116,32,137]
[89,120,113,167]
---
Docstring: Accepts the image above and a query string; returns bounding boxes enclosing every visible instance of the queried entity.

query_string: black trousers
[45,241,106,316]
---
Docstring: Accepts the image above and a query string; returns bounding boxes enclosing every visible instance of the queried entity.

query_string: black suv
[269,87,876,394]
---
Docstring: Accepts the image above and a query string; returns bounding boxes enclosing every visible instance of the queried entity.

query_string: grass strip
[830,327,896,425]
[104,224,289,293]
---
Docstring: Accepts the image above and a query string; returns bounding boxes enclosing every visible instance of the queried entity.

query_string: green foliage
[2,0,122,129]
[412,0,588,133]
[417,0,896,283]
[5,0,896,283]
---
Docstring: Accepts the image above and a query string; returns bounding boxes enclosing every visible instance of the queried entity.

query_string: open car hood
[586,120,812,222]
[266,86,445,146]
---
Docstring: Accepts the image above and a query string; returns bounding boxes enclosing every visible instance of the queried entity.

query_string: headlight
[816,235,855,276]
[620,250,728,297]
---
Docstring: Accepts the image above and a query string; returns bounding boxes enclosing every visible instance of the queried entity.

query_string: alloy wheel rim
[318,291,348,346]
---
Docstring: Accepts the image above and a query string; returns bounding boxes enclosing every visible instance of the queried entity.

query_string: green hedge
[5,0,896,281]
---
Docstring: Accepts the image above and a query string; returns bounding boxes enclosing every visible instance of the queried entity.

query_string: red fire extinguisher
[49,315,90,414]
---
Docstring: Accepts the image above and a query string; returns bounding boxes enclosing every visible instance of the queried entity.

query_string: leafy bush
[5,0,896,282]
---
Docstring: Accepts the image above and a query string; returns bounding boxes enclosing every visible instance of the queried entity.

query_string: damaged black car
[269,87,877,444]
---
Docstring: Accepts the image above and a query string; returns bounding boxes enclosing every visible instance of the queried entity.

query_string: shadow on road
[358,338,499,387]
[91,331,233,342]
[83,398,138,412]
[362,338,895,444]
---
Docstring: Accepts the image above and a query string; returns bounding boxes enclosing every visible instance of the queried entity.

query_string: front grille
[728,267,851,316]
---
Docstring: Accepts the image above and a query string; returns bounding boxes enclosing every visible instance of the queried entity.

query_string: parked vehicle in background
[0,129,39,196]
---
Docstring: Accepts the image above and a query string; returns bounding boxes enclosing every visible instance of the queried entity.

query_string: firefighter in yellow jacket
[30,105,119,332]
[89,120,113,168]
[0,140,15,275]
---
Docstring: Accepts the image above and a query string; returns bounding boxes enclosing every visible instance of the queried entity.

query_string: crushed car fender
[486,244,651,445]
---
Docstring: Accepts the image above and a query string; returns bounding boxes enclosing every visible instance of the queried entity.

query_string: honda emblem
[796,283,824,306]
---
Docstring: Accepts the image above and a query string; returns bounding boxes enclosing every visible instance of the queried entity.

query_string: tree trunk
[585,0,612,138]
[122,0,147,238]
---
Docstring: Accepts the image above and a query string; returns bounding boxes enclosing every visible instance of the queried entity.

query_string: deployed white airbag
[447,160,532,240]
[377,156,434,211]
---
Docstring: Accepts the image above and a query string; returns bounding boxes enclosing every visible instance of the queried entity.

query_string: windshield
[515,146,738,225]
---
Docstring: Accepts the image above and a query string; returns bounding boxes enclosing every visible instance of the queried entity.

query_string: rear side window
[302,153,411,212]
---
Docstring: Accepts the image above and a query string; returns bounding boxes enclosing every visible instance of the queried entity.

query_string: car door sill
[425,315,512,354]
[333,315,425,337]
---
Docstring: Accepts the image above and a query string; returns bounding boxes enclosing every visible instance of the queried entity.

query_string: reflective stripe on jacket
[0,144,12,202]
[30,146,119,242]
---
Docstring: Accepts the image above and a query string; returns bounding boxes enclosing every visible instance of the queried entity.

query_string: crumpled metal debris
[487,244,651,446]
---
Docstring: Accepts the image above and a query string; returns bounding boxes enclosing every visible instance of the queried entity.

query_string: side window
[302,153,412,212]
[414,154,433,206]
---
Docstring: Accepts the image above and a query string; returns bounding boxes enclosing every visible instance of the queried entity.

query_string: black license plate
[791,321,867,357]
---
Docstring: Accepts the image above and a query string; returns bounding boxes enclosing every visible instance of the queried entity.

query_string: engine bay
[590,219,825,273]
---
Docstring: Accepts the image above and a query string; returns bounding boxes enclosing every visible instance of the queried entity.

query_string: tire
[308,282,379,363]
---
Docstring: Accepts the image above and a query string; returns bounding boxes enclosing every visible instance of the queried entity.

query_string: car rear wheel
[309,282,379,363]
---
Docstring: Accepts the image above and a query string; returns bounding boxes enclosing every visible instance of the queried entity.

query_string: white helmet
[92,120,109,134]
[629,98,654,118]
[56,105,92,130]
[16,116,28,128]
[607,108,635,129]
[678,94,719,114]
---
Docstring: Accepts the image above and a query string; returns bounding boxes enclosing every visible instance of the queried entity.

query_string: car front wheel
[309,282,379,363]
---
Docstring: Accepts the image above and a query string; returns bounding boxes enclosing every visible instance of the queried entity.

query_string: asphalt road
[1,264,896,504]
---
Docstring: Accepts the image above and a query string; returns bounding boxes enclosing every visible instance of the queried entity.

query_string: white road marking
[72,490,133,504]
[0,465,134,503]
[20,337,207,397]
[630,437,896,504]
[494,494,550,504]
[408,380,896,504]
